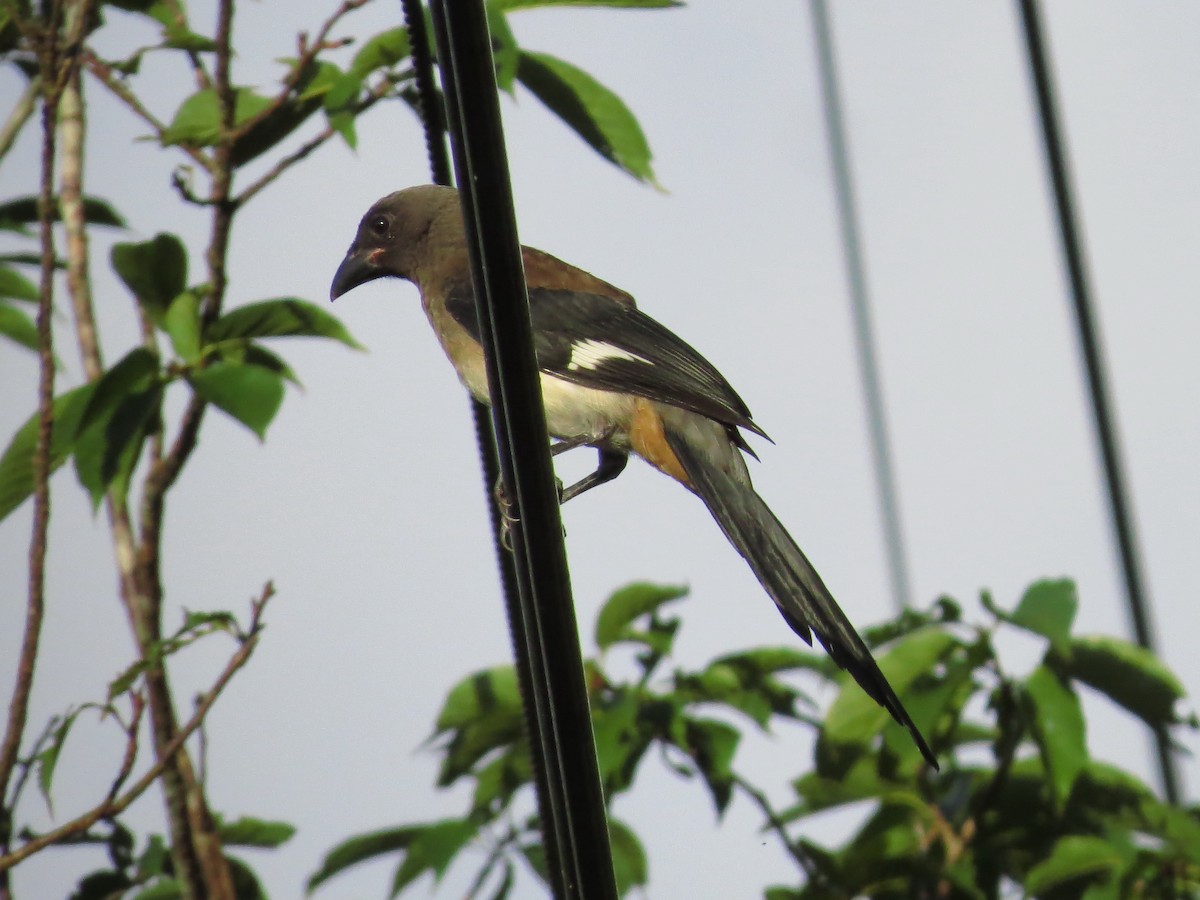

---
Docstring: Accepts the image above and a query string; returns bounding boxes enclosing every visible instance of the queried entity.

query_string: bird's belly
[539,374,633,448]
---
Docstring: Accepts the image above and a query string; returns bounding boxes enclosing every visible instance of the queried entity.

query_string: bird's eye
[369,216,389,237]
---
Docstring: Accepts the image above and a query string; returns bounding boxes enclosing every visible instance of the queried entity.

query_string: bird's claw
[493,475,568,553]
[494,477,519,551]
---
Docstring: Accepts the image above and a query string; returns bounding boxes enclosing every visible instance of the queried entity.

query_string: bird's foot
[493,477,519,551]
[492,476,568,552]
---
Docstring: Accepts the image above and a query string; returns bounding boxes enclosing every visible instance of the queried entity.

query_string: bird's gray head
[329,184,462,301]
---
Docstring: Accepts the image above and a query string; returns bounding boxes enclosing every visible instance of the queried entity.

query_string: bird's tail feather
[664,429,936,768]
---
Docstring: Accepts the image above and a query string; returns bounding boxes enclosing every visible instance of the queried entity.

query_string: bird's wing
[444,284,768,439]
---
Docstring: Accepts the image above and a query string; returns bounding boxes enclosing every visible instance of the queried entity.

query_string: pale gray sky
[2,2,1198,897]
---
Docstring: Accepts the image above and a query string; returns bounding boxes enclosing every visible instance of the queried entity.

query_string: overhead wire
[426,1,619,894]
[397,0,569,884]
[1017,0,1180,803]
[809,0,914,613]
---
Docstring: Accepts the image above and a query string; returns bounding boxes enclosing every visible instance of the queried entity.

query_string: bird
[330,184,936,768]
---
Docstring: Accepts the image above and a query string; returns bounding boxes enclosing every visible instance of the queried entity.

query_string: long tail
[664,430,936,768]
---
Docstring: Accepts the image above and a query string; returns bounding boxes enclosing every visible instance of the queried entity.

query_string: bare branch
[58,56,102,380]
[0,584,274,872]
[81,50,214,173]
[732,772,816,881]
[227,0,370,144]
[0,76,40,161]
[0,20,62,878]
[234,74,398,207]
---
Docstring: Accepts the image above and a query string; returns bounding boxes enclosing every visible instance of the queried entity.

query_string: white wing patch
[566,338,653,372]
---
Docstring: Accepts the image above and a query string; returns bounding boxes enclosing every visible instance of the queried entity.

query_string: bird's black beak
[330,247,384,301]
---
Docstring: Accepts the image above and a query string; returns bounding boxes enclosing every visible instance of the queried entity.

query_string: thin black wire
[397,0,566,882]
[429,2,618,895]
[1018,0,1180,804]
[809,0,913,612]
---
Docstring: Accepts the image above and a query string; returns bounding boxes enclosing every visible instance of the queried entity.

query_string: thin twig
[81,50,214,173]
[0,19,62,886]
[0,585,273,872]
[234,75,399,207]
[106,693,146,802]
[226,0,370,145]
[731,772,816,881]
[0,76,40,160]
[158,0,212,91]
[58,48,102,381]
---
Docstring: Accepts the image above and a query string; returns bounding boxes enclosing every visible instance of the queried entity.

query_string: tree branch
[0,584,273,872]
[0,76,40,161]
[226,0,370,145]
[732,772,817,882]
[234,74,398,207]
[81,50,214,173]
[0,17,62,896]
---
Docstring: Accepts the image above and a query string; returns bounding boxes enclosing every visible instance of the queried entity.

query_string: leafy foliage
[311,580,1197,898]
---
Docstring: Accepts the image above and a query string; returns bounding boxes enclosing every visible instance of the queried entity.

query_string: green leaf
[0,301,38,350]
[73,385,161,509]
[1010,579,1077,650]
[390,818,477,895]
[594,582,687,649]
[162,28,216,53]
[782,756,897,822]
[218,816,296,848]
[0,384,96,521]
[0,265,38,301]
[207,340,300,385]
[1057,635,1184,727]
[71,349,162,507]
[135,835,171,881]
[160,87,273,147]
[591,688,651,793]
[608,818,648,894]
[486,5,519,94]
[349,27,411,78]
[36,710,80,815]
[307,825,424,892]
[470,743,530,812]
[519,842,547,885]
[434,666,525,784]
[840,801,926,872]
[437,665,522,731]
[71,350,162,507]
[681,718,739,816]
[225,855,266,900]
[711,646,831,677]
[205,297,363,349]
[188,362,284,440]
[1024,664,1087,810]
[516,50,657,185]
[0,195,125,230]
[824,628,957,749]
[75,348,160,436]
[71,871,136,899]
[130,879,183,900]
[164,290,201,361]
[111,233,187,322]
[1023,835,1124,894]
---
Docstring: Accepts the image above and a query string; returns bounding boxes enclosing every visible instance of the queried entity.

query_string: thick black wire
[428,2,618,895]
[396,0,567,883]
[809,0,913,613]
[1017,0,1180,804]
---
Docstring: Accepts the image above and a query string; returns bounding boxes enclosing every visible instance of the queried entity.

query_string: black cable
[428,2,618,895]
[397,0,565,880]
[1018,0,1180,804]
[809,0,914,612]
